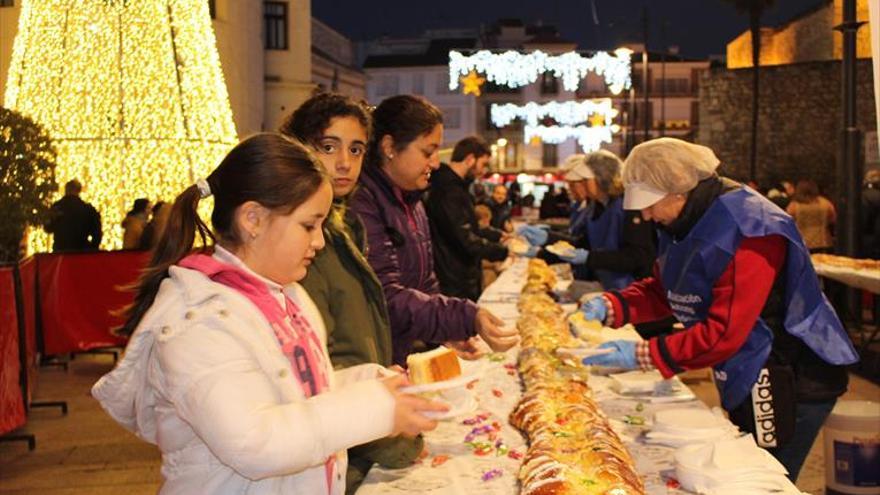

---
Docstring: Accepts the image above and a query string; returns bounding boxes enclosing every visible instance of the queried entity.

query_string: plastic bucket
[824,400,880,495]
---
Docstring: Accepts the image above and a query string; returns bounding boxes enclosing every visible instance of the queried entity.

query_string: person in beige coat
[92,134,443,494]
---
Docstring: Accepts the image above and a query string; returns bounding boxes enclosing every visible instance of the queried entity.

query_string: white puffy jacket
[92,265,395,494]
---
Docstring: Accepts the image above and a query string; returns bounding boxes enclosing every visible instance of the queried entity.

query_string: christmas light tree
[5,0,237,251]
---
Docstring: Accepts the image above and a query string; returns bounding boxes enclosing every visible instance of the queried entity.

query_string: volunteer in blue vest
[579,138,858,480]
[517,151,655,289]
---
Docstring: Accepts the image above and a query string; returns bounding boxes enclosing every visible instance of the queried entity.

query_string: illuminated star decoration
[5,0,237,252]
[460,70,486,96]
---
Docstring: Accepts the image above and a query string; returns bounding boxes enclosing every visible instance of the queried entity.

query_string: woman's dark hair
[366,94,443,167]
[118,133,329,335]
[278,92,372,144]
[793,179,820,203]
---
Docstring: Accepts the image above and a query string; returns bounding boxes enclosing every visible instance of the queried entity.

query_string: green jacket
[300,203,423,494]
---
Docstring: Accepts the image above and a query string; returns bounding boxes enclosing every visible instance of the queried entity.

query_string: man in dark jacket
[45,179,102,252]
[426,136,509,301]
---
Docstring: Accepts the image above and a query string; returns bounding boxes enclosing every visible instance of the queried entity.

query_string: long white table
[357,259,719,494]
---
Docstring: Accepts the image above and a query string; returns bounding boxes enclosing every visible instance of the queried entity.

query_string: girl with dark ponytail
[93,133,444,494]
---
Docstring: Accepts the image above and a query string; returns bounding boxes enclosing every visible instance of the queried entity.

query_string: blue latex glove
[516,225,549,247]
[580,296,607,323]
[558,248,589,265]
[523,245,541,258]
[581,340,638,369]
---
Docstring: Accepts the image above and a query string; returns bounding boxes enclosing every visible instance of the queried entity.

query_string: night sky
[314,0,821,58]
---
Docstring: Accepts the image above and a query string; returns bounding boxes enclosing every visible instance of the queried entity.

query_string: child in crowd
[92,133,444,494]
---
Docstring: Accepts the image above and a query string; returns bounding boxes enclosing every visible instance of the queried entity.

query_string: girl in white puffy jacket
[92,133,445,495]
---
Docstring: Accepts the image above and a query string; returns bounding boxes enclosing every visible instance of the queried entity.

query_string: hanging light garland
[490,99,620,152]
[449,48,633,94]
[5,0,237,252]
[490,98,618,128]
[525,124,619,153]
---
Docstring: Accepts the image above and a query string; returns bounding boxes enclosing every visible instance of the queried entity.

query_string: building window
[634,101,653,131]
[656,78,689,95]
[0,0,13,6]
[375,75,400,97]
[442,108,461,129]
[485,104,497,131]
[263,2,288,50]
[542,143,558,167]
[690,101,699,127]
[540,73,558,95]
[485,80,519,94]
[411,73,424,95]
[208,0,216,19]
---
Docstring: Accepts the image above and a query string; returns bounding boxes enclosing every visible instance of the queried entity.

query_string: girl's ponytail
[117,183,215,336]
[116,133,327,336]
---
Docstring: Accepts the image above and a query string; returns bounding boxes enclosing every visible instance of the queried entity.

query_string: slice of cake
[407,347,462,385]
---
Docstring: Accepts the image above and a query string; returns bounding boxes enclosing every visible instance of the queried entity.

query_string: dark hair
[451,136,491,162]
[152,201,168,215]
[119,133,329,335]
[366,95,443,167]
[279,92,372,145]
[793,179,820,203]
[64,179,82,195]
[129,198,150,215]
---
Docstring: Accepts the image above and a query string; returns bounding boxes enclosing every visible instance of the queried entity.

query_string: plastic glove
[516,225,549,247]
[580,296,608,323]
[558,248,589,265]
[523,245,540,258]
[581,340,638,369]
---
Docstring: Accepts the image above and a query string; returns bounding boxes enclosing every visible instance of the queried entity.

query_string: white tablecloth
[814,262,880,294]
[357,259,718,494]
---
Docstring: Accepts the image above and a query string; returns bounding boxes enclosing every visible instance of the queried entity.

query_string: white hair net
[561,154,595,181]
[622,138,720,194]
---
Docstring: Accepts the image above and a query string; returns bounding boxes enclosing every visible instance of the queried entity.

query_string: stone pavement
[0,354,877,494]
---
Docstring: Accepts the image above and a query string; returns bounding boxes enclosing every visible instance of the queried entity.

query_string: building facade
[361,20,708,172]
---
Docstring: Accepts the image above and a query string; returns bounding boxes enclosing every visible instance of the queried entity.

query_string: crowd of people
[81,91,872,494]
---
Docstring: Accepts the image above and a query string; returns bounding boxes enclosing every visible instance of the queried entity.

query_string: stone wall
[726,0,872,69]
[698,59,877,197]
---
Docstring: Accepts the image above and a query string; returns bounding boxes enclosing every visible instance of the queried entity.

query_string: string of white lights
[490,98,618,127]
[449,48,633,94]
[524,124,619,152]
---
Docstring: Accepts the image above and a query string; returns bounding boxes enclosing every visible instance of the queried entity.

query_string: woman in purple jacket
[349,95,518,365]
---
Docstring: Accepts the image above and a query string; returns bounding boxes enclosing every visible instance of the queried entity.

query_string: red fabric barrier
[18,257,37,405]
[0,267,26,434]
[37,251,149,356]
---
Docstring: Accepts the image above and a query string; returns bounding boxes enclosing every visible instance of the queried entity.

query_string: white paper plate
[421,393,478,420]
[400,361,486,394]
[545,243,574,256]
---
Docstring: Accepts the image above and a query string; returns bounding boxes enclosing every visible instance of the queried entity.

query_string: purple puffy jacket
[348,165,478,365]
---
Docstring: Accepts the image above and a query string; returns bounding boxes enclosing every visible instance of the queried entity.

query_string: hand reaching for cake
[475,308,519,352]
[381,375,447,437]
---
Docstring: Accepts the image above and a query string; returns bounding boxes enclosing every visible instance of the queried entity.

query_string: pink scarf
[178,253,336,493]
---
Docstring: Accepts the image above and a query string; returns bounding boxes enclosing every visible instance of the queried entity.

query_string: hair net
[623,138,720,194]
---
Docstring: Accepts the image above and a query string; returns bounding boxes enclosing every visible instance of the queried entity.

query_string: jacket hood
[361,165,425,206]
[91,267,225,442]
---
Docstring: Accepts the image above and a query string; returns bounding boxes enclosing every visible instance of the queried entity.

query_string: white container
[824,400,880,495]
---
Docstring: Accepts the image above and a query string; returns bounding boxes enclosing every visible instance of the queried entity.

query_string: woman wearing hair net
[579,138,858,480]
[517,151,655,289]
